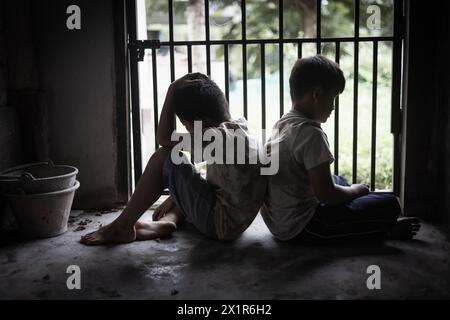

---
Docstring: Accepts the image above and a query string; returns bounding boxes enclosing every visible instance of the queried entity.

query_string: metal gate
[126,0,404,194]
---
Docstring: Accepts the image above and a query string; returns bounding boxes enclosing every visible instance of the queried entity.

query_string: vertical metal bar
[152,47,159,151]
[316,0,321,54]
[279,0,284,117]
[241,0,248,118]
[261,43,266,144]
[115,0,131,199]
[392,0,404,194]
[205,0,211,76]
[370,41,378,191]
[334,41,340,176]
[224,44,229,102]
[168,0,175,82]
[127,0,142,183]
[187,44,192,73]
[298,41,302,59]
[352,0,360,184]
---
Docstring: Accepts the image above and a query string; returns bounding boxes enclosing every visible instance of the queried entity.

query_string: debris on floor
[78,219,92,226]
[68,216,78,224]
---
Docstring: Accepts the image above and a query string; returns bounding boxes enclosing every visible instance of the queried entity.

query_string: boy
[261,55,420,244]
[81,73,266,244]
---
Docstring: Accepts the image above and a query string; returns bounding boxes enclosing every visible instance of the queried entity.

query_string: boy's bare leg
[80,147,171,245]
[135,206,183,240]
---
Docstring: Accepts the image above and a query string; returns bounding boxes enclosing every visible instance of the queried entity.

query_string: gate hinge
[128,40,161,62]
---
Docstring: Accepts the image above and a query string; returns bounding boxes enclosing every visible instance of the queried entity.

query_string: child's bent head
[289,55,345,102]
[173,73,230,128]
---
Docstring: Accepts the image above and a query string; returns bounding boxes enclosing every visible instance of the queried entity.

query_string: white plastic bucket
[0,161,78,194]
[4,180,80,238]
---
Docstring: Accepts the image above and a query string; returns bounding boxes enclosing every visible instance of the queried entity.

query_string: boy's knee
[150,147,172,164]
[156,146,172,156]
[376,194,401,219]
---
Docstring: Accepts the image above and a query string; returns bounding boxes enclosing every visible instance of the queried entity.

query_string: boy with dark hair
[81,73,266,244]
[261,55,420,244]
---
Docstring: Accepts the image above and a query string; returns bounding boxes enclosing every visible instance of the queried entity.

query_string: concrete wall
[31,0,127,208]
[1,0,128,232]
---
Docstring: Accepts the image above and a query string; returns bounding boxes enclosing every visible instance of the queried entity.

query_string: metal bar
[279,0,284,117]
[391,0,404,194]
[127,0,142,184]
[187,44,192,73]
[242,0,248,118]
[135,39,161,50]
[205,0,211,76]
[224,44,229,102]
[243,46,248,118]
[168,0,175,81]
[159,36,395,46]
[355,0,360,39]
[316,0,321,54]
[334,41,340,176]
[298,41,302,59]
[370,41,378,191]
[352,0,360,184]
[152,47,159,151]
[261,43,266,144]
[122,0,134,197]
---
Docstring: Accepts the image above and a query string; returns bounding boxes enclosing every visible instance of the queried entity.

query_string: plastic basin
[4,180,80,238]
[0,162,78,194]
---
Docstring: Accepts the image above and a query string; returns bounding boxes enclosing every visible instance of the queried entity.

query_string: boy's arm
[156,73,208,147]
[307,162,369,205]
[156,84,179,147]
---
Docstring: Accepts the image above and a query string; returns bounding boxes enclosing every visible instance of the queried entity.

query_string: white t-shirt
[205,118,267,240]
[261,109,334,240]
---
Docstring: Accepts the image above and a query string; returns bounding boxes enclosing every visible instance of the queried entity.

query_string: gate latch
[128,40,161,62]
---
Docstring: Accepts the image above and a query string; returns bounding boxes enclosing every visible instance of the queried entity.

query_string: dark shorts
[292,175,401,245]
[162,151,218,239]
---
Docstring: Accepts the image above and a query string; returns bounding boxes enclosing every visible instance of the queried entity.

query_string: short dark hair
[173,75,230,124]
[289,55,345,101]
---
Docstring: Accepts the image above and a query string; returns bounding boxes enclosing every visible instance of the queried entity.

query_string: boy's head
[289,55,345,123]
[173,73,230,132]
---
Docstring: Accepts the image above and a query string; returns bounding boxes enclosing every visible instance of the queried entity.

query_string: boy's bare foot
[388,217,421,240]
[80,222,136,245]
[135,221,177,240]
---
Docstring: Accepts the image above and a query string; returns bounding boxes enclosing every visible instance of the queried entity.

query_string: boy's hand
[152,196,175,221]
[350,184,370,197]
[168,72,208,93]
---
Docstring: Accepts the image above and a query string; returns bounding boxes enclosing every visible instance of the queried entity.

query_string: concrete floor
[1,200,450,299]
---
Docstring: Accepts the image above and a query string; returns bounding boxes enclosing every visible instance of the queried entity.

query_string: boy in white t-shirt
[80,73,266,245]
[261,55,421,244]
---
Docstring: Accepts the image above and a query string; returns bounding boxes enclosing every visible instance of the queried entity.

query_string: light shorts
[162,151,218,239]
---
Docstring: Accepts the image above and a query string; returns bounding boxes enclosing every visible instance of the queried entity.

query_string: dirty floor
[1,199,449,299]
